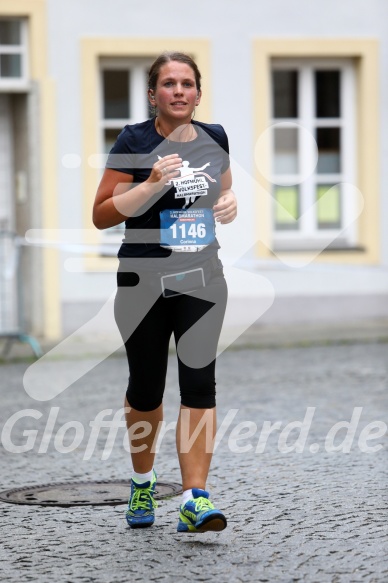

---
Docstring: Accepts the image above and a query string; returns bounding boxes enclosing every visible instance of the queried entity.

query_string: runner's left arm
[213,167,237,224]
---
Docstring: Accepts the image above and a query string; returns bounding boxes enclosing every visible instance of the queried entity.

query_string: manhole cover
[0,480,182,507]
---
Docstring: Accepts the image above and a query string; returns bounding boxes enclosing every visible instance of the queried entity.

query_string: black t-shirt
[106,117,230,271]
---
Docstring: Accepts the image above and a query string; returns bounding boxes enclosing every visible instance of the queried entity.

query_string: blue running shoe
[126,471,157,528]
[177,488,227,533]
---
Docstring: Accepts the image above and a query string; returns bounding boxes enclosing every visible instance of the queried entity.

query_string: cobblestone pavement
[0,342,387,582]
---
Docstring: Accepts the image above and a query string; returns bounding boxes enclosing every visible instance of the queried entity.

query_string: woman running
[93,51,237,532]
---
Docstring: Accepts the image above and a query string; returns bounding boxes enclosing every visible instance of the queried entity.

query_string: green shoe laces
[129,486,158,511]
[194,496,215,513]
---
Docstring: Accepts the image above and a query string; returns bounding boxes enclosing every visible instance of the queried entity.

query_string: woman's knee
[180,390,216,409]
[126,382,165,412]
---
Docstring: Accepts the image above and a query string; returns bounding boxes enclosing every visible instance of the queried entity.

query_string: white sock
[132,469,154,484]
[181,489,193,506]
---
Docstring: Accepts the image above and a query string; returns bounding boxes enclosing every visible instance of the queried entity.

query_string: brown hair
[148,51,202,92]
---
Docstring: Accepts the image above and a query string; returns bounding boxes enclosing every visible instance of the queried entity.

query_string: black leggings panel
[114,267,228,411]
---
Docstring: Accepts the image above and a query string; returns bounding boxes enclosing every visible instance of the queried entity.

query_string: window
[271,59,356,250]
[0,18,28,90]
[100,57,153,154]
[99,58,154,248]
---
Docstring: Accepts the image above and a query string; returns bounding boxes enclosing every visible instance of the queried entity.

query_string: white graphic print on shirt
[157,156,217,207]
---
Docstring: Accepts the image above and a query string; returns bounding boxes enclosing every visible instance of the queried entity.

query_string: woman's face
[152,61,201,122]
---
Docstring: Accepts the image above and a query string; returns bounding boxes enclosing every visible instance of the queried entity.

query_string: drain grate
[0,480,182,507]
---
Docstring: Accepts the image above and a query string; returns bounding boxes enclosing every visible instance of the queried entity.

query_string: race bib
[160,208,215,252]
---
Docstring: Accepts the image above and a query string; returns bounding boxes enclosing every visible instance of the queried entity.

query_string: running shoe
[126,470,157,528]
[177,488,227,533]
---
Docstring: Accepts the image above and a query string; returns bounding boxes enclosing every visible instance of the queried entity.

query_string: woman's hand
[213,190,237,224]
[93,154,183,229]
[147,154,182,191]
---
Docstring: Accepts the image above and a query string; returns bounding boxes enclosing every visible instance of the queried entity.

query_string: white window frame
[0,18,29,91]
[99,57,154,250]
[271,58,357,251]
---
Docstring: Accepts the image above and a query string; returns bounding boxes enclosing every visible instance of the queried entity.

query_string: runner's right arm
[93,154,182,229]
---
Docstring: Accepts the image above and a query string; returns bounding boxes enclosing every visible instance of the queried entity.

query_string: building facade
[1,0,387,340]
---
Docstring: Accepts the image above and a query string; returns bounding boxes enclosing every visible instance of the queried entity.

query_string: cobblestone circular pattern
[0,480,182,507]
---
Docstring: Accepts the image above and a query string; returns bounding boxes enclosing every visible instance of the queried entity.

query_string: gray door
[0,94,18,333]
[0,94,15,230]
